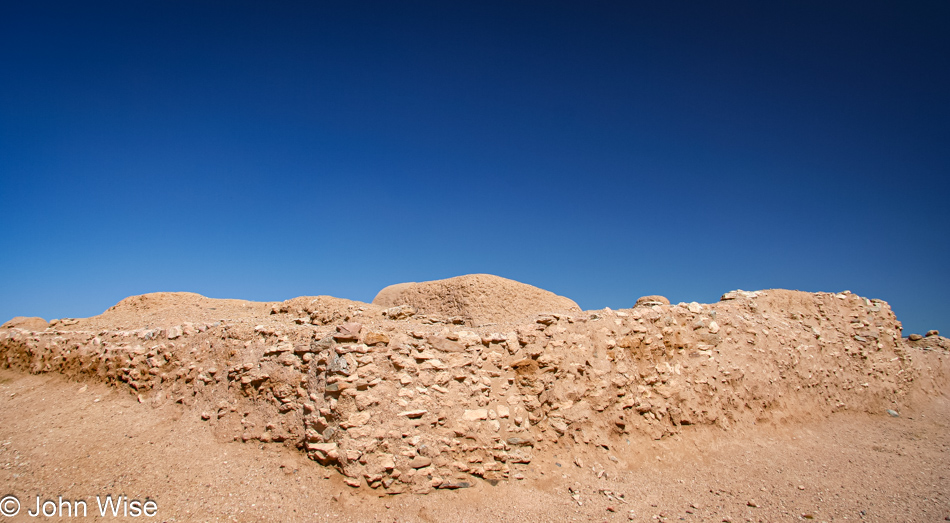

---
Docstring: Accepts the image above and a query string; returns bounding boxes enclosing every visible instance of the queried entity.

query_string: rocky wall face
[1,289,947,495]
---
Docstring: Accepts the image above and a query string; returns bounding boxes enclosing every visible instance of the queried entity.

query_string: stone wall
[2,288,948,495]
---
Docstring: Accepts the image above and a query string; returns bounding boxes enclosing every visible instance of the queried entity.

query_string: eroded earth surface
[1,274,948,521]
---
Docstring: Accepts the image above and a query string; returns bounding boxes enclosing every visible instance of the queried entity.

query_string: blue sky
[1,1,948,336]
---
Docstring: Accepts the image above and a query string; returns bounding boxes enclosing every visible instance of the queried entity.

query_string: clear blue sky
[1,1,948,336]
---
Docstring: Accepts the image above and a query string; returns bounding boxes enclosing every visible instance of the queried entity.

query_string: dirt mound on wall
[372,274,581,326]
[0,317,48,330]
[64,292,272,331]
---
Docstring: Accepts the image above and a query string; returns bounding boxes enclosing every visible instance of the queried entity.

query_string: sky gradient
[1,1,948,336]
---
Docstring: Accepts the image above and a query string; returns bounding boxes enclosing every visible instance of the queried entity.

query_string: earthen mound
[372,274,581,325]
[271,295,383,325]
[80,292,271,330]
[1,316,48,331]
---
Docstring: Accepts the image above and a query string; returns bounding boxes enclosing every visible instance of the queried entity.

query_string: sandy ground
[1,368,947,522]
